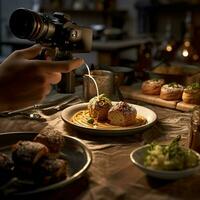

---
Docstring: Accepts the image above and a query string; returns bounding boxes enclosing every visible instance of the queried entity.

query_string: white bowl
[130,145,200,180]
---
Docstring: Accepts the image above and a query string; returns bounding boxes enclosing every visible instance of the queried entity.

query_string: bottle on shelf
[95,0,116,11]
[154,21,177,62]
[188,106,200,153]
[176,12,199,64]
[95,0,104,11]
[72,0,86,10]
[136,42,152,81]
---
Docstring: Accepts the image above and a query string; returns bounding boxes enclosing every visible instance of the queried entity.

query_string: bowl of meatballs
[0,130,92,197]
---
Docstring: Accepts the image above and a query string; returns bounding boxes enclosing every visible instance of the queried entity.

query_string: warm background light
[182,49,189,57]
[166,44,173,52]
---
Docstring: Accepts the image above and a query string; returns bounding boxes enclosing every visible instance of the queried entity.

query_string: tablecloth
[0,99,198,200]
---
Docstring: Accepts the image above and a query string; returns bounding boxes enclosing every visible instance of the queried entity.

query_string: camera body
[9,8,93,53]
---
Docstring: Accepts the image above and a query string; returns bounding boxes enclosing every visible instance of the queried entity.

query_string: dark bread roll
[0,153,13,184]
[141,79,165,95]
[33,156,67,185]
[12,141,49,177]
[88,94,112,121]
[34,129,65,155]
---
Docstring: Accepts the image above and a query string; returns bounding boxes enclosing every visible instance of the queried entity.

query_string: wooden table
[0,90,197,200]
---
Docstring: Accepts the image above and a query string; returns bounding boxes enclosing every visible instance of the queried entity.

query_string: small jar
[188,106,200,152]
[83,70,114,101]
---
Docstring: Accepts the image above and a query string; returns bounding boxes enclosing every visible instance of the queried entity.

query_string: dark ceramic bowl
[145,63,200,85]
[108,66,134,85]
[0,132,92,197]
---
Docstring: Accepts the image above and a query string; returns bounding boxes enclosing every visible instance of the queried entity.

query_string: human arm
[0,44,84,111]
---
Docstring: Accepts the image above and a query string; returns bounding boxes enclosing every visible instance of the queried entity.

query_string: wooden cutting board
[120,84,197,112]
[176,102,198,112]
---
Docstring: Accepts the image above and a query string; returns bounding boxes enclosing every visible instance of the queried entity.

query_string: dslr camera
[9,8,93,53]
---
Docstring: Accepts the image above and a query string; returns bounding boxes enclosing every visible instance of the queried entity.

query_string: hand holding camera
[0,8,92,111]
[0,44,84,111]
[8,8,93,94]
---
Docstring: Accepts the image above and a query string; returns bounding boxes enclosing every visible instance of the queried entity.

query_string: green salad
[144,136,199,170]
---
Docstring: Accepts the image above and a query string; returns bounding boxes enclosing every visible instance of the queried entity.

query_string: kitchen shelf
[135,2,200,34]
[135,2,200,13]
[40,8,127,28]
[40,8,127,15]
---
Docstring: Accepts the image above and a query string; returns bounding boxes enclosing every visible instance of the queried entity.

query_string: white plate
[130,145,200,180]
[61,102,157,136]
[0,132,92,197]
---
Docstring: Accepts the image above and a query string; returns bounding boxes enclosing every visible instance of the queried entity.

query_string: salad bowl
[130,144,200,180]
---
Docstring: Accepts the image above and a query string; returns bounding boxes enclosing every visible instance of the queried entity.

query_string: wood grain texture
[120,84,197,112]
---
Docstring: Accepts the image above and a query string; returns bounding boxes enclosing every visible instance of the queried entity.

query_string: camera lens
[9,8,36,39]
[9,8,55,41]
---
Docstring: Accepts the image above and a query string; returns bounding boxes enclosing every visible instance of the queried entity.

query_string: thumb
[17,44,42,59]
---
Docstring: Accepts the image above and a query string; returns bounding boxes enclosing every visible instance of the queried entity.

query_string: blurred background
[0,0,200,85]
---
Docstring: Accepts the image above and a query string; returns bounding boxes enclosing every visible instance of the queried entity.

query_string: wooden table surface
[0,89,197,200]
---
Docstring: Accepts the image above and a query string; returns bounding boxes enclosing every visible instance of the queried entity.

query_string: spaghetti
[84,63,99,97]
[71,109,147,129]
